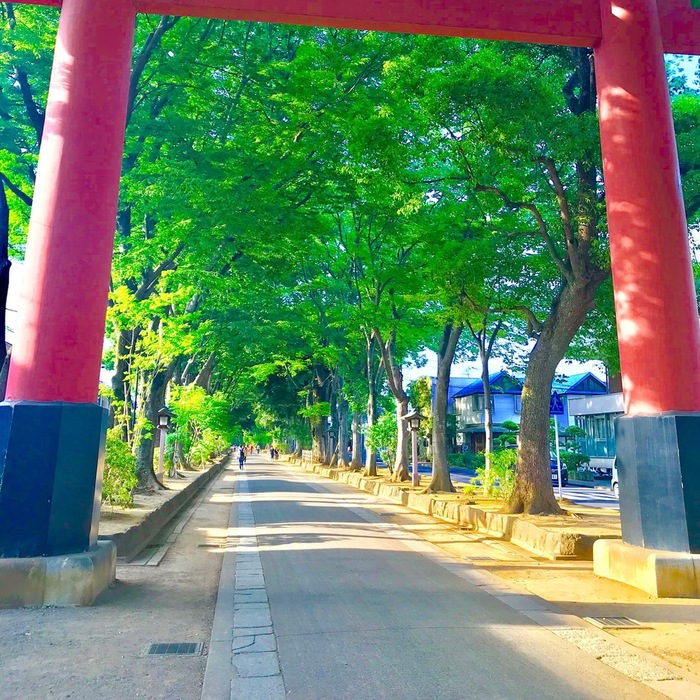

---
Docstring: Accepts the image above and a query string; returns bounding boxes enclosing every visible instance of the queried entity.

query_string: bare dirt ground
[0,464,237,700]
[98,467,211,538]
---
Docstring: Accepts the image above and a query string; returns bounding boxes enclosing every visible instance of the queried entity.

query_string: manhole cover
[145,642,203,656]
[584,616,651,630]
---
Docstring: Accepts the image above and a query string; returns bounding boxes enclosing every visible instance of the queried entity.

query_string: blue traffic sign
[549,391,565,416]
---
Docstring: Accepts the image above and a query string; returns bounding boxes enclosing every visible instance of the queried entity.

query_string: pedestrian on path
[238,448,245,470]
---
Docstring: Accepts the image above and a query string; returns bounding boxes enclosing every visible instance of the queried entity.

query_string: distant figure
[238,448,245,470]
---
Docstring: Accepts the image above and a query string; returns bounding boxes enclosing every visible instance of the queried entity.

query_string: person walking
[238,447,245,470]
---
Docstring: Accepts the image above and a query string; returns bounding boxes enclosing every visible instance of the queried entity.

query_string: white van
[611,459,619,498]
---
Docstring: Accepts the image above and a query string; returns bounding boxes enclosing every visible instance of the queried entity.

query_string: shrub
[448,452,485,470]
[365,413,397,465]
[477,448,517,499]
[103,428,138,507]
[561,450,590,471]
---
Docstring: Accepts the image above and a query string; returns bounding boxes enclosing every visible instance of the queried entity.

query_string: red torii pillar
[0,0,698,592]
[0,0,135,566]
[596,0,700,557]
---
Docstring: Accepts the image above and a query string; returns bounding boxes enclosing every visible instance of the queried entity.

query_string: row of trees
[1,6,698,512]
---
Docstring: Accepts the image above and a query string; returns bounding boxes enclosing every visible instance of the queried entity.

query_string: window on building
[574,413,622,458]
[514,395,522,413]
[472,395,495,412]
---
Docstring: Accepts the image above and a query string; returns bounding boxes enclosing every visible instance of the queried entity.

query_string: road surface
[203,458,660,700]
[414,465,619,510]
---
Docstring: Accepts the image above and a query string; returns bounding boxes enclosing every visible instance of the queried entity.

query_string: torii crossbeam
[1,0,699,605]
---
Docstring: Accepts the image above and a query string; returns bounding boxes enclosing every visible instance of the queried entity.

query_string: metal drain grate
[584,616,651,630]
[145,642,203,656]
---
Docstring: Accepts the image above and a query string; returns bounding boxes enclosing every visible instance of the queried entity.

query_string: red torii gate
[1,0,699,602]
[9,0,699,417]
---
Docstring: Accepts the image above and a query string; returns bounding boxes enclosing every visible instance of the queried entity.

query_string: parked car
[504,445,569,486]
[611,459,619,497]
[550,454,569,486]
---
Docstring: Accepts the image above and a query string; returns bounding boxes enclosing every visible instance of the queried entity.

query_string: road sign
[549,391,565,416]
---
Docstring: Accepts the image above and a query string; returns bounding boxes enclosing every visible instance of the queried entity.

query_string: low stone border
[285,458,614,560]
[100,454,230,561]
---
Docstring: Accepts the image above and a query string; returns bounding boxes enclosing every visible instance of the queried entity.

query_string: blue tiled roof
[449,370,606,399]
[552,372,607,394]
[451,371,522,398]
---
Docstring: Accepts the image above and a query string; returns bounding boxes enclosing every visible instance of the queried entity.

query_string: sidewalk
[0,462,236,699]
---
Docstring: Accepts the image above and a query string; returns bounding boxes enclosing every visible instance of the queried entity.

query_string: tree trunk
[365,388,378,476]
[193,351,216,391]
[350,411,363,470]
[427,323,461,493]
[136,362,175,491]
[112,326,140,441]
[392,396,410,482]
[326,377,339,464]
[481,344,494,479]
[0,179,12,378]
[336,391,350,468]
[507,281,599,514]
[173,440,192,471]
[311,421,327,464]
[373,328,410,481]
[0,346,11,401]
[363,334,383,476]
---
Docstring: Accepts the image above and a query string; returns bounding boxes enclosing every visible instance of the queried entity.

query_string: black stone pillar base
[616,413,700,553]
[0,401,108,558]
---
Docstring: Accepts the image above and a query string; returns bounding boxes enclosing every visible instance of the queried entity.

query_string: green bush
[561,450,590,471]
[477,448,517,499]
[365,413,397,465]
[448,452,485,470]
[103,428,138,507]
[448,452,465,467]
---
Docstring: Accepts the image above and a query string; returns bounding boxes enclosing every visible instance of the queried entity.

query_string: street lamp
[156,406,175,483]
[403,409,425,487]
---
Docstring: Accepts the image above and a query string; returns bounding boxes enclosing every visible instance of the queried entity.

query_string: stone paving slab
[232,633,277,654]
[230,675,285,700]
[202,472,286,700]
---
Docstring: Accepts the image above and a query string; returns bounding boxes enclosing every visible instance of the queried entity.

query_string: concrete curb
[101,454,230,560]
[285,458,615,560]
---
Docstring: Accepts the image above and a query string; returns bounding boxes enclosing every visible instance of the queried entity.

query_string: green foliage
[298,402,331,425]
[170,385,236,467]
[478,448,517,499]
[449,451,485,470]
[364,412,397,465]
[408,377,433,436]
[495,421,520,448]
[559,425,590,473]
[102,428,138,507]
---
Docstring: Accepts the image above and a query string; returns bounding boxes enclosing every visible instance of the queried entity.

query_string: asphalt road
[240,460,658,699]
[414,465,620,510]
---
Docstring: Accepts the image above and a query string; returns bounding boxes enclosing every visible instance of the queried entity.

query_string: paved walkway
[202,458,675,700]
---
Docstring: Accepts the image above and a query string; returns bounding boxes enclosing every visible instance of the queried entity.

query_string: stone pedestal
[594,539,700,598]
[615,413,700,553]
[0,541,116,607]
[0,401,108,558]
